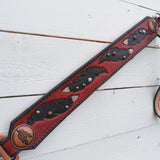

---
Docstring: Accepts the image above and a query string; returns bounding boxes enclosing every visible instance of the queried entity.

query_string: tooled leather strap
[0,16,159,159]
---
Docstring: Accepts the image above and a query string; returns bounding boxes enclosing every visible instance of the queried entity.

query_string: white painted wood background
[0,0,160,159]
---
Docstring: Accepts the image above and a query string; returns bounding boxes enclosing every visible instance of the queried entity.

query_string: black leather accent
[123,29,150,46]
[27,96,75,125]
[99,48,132,64]
[64,67,107,92]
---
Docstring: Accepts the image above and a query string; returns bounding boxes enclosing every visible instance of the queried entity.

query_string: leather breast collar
[0,14,160,160]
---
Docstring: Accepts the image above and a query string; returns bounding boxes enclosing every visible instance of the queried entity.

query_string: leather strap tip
[154,87,160,117]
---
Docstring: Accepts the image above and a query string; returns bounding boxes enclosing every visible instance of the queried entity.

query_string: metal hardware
[65,105,69,109]
[154,87,160,117]
[48,111,53,115]
[88,77,93,82]
[0,135,19,160]
[36,110,40,114]
[76,86,79,90]
[149,13,160,37]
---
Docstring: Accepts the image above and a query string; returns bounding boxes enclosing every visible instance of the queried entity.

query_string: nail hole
[137,136,141,140]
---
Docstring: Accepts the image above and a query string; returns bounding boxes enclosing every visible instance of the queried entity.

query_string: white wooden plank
[0,87,159,159]
[28,124,160,160]
[0,32,159,97]
[0,0,158,42]
[123,0,160,11]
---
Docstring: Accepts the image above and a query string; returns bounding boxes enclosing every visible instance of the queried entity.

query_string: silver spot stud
[88,77,93,82]
[76,86,79,90]
[48,111,53,116]
[133,35,136,39]
[82,83,86,86]
[122,55,126,59]
[106,53,110,57]
[143,29,146,33]
[65,105,69,109]
[36,110,40,114]
[112,51,116,56]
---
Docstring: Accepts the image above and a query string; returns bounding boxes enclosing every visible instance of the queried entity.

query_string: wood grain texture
[0,32,159,97]
[0,87,159,159]
[123,0,160,11]
[0,0,160,159]
[27,123,160,160]
[0,0,159,44]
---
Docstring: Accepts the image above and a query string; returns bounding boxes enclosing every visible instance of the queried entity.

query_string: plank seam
[0,85,159,99]
[24,122,160,159]
[0,29,159,49]
[120,0,159,12]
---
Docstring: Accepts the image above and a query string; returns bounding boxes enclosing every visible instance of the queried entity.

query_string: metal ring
[154,87,160,117]
[0,135,19,160]
[149,13,160,37]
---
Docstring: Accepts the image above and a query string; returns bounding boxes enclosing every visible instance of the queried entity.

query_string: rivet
[106,53,110,57]
[112,51,116,56]
[133,35,136,39]
[36,110,40,114]
[139,30,144,33]
[88,77,93,82]
[76,86,79,89]
[122,55,126,59]
[82,83,86,86]
[48,111,53,115]
[65,105,69,109]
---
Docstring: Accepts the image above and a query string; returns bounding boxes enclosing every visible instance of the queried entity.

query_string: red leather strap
[0,16,158,158]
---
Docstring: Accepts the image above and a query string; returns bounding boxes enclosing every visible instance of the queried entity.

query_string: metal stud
[36,110,40,114]
[143,29,146,33]
[133,35,136,39]
[48,111,53,116]
[106,53,110,57]
[112,51,116,56]
[122,55,126,59]
[139,30,145,33]
[65,105,69,109]
[76,86,79,90]
[82,83,86,86]
[88,77,93,82]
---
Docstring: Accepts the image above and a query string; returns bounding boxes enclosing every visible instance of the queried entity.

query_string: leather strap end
[154,87,160,117]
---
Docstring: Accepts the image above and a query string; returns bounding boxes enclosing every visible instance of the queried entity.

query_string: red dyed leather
[0,16,158,158]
